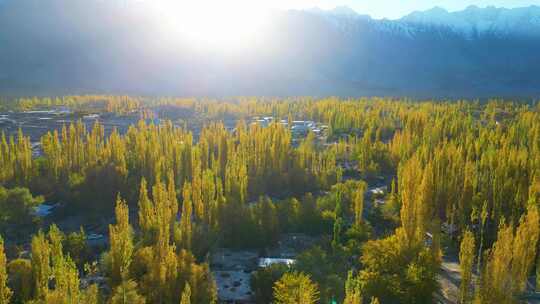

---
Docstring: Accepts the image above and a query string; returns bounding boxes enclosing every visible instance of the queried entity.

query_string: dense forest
[0,96,539,303]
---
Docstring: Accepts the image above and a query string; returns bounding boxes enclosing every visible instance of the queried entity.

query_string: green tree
[0,187,43,226]
[48,224,64,271]
[0,236,12,304]
[459,231,475,304]
[251,263,289,304]
[180,283,191,304]
[7,259,32,303]
[109,196,134,286]
[359,230,439,304]
[474,208,540,304]
[80,284,100,304]
[31,231,51,300]
[273,272,319,304]
[46,255,80,303]
[343,271,362,304]
[353,181,367,227]
[178,183,193,251]
[511,206,540,293]
[399,157,422,245]
[474,222,513,304]
[332,217,343,251]
[537,253,540,291]
[64,227,88,266]
[110,280,145,304]
[137,178,155,244]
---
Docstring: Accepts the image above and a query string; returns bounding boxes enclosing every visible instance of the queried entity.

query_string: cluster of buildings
[211,233,316,303]
[251,116,328,139]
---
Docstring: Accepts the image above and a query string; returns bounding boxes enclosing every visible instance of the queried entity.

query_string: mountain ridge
[400,4,540,37]
[309,5,540,38]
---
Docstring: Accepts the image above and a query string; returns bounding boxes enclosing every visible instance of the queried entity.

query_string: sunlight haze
[154,0,269,48]
[147,0,540,49]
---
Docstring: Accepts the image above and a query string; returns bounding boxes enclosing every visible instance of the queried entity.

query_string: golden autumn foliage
[1,97,540,303]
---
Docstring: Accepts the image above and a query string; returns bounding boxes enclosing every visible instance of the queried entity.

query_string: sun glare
[155,0,268,49]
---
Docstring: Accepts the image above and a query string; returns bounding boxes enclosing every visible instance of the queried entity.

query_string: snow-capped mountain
[304,6,371,35]
[307,6,362,18]
[401,5,540,37]
[308,5,540,38]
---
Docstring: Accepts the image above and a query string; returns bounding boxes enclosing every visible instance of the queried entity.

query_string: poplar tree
[48,224,64,271]
[511,206,540,293]
[475,221,514,304]
[399,156,423,246]
[0,236,12,304]
[416,162,434,242]
[476,201,489,275]
[179,183,193,251]
[273,272,319,304]
[144,177,179,304]
[31,231,51,300]
[343,271,362,304]
[459,230,475,304]
[537,254,540,291]
[47,256,80,303]
[180,283,191,304]
[138,178,155,244]
[166,171,179,234]
[80,284,100,304]
[353,181,367,227]
[476,207,540,304]
[109,196,134,286]
[110,280,145,304]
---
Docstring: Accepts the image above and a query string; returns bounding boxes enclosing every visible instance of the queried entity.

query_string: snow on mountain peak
[330,6,358,17]
[401,5,540,37]
[307,6,361,18]
[304,5,540,39]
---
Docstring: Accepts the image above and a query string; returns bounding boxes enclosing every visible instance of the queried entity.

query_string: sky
[266,0,540,19]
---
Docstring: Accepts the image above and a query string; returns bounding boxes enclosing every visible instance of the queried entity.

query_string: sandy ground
[437,257,540,304]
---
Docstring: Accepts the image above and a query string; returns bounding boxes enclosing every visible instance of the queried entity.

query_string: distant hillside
[1,0,540,98]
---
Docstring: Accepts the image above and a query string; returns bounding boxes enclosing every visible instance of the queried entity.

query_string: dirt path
[438,258,461,304]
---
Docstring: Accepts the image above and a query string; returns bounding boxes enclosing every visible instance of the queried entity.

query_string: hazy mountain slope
[0,0,539,97]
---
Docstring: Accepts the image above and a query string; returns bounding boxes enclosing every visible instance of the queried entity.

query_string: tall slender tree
[511,206,540,293]
[178,183,193,251]
[110,280,145,304]
[109,196,134,286]
[31,231,51,300]
[138,178,155,244]
[459,230,475,304]
[353,181,367,227]
[343,271,362,304]
[0,236,12,304]
[180,283,191,304]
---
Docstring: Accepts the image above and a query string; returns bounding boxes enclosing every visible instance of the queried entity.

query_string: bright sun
[155,0,269,48]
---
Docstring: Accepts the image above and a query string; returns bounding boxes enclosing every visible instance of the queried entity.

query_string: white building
[258,258,295,268]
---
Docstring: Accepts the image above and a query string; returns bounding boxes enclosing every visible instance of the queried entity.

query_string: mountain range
[1,0,540,98]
